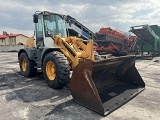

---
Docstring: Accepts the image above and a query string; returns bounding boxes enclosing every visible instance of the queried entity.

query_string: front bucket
[70,56,145,116]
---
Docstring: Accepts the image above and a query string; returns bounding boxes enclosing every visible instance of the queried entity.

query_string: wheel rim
[21,58,27,72]
[46,61,56,80]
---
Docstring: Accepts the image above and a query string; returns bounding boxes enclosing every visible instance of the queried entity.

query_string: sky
[0,0,160,37]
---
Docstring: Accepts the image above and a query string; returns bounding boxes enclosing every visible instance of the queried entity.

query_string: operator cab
[33,11,67,48]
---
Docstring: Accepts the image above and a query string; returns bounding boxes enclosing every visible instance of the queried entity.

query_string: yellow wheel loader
[18,11,145,116]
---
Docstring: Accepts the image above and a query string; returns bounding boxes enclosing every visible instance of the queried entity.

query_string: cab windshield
[43,14,67,37]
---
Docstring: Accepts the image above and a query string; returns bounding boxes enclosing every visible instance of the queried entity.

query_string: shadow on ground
[0,71,104,119]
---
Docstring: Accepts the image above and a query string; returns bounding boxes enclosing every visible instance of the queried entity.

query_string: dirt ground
[0,52,160,120]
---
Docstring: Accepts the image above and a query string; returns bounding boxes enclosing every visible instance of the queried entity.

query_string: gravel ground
[0,52,160,120]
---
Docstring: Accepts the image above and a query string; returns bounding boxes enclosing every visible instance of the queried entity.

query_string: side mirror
[33,14,38,23]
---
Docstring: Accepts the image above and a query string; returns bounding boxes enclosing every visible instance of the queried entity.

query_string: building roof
[0,35,8,39]
[0,34,29,39]
[8,34,29,38]
[8,34,21,37]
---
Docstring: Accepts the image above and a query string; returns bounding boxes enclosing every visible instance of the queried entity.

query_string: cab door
[34,14,44,48]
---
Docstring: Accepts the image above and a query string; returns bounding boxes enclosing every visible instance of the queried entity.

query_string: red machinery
[94,27,137,55]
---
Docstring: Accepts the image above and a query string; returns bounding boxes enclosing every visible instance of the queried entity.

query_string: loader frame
[18,11,145,116]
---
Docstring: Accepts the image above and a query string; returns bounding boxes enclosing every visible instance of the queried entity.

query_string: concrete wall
[0,45,25,52]
[10,37,16,45]
[5,38,10,45]
[0,38,10,45]
[0,39,6,45]
[16,35,28,45]
[0,35,28,46]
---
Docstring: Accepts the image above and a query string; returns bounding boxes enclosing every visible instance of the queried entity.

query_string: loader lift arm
[53,35,95,69]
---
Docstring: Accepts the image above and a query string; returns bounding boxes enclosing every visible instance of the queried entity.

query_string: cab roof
[35,11,66,18]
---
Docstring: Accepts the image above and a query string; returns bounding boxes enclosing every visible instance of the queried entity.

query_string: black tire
[94,51,102,60]
[18,52,37,77]
[43,51,70,89]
